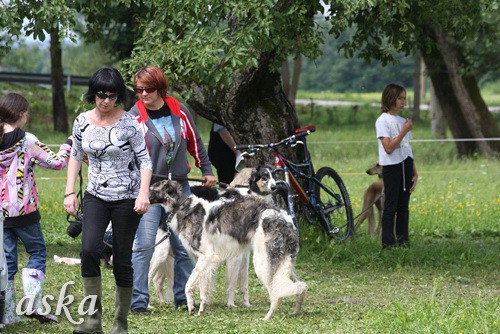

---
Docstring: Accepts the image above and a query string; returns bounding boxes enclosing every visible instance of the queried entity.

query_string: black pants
[381,157,414,248]
[81,192,141,287]
[208,127,236,185]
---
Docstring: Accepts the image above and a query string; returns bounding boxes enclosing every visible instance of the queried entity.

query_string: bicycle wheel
[313,167,354,240]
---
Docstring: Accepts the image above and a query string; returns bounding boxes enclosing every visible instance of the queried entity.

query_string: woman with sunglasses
[128,65,215,315]
[64,68,152,334]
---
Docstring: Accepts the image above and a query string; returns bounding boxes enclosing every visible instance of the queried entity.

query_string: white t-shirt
[375,112,413,166]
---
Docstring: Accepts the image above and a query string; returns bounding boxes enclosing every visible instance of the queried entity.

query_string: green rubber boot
[110,286,133,334]
[73,277,103,334]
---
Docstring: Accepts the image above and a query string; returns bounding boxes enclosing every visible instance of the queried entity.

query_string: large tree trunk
[288,55,302,109]
[281,55,302,109]
[50,28,68,133]
[429,83,446,139]
[281,60,290,98]
[412,51,421,122]
[435,29,500,157]
[183,53,301,166]
[418,27,500,157]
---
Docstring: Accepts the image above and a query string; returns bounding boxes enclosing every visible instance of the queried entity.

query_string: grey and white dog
[148,179,307,320]
[148,166,277,308]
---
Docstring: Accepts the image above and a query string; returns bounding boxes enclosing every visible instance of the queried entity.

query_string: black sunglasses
[135,87,157,94]
[96,92,118,100]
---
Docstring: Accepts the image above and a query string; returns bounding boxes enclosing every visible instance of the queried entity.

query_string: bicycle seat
[294,125,316,134]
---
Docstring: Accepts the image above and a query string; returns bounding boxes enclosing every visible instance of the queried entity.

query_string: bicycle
[235,125,354,241]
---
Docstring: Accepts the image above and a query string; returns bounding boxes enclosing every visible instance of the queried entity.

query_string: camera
[66,211,83,238]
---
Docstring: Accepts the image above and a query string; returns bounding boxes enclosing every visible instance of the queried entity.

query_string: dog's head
[366,162,383,178]
[149,180,184,211]
[249,165,277,195]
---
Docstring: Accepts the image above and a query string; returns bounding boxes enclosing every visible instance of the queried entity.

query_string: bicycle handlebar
[235,125,315,152]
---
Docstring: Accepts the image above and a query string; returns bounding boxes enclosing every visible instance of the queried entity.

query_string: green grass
[4,101,500,333]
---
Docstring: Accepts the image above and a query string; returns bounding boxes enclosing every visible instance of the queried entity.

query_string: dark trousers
[81,192,141,287]
[381,157,414,248]
[214,159,236,185]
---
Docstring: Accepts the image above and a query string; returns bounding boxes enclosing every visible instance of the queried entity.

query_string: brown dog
[354,163,384,235]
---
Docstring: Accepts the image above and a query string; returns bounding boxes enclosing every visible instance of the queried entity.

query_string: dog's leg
[197,254,222,316]
[185,257,207,315]
[263,298,281,321]
[165,250,175,303]
[154,272,166,303]
[262,261,307,321]
[239,251,251,307]
[148,233,174,304]
[355,190,370,232]
[292,289,306,316]
[225,255,240,307]
[367,205,376,235]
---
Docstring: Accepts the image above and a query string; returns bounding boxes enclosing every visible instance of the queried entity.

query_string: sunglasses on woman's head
[135,87,157,94]
[96,92,118,100]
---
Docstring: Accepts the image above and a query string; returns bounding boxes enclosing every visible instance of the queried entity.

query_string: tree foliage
[327,0,500,156]
[328,0,499,78]
[124,0,325,94]
[120,0,329,162]
[0,0,78,47]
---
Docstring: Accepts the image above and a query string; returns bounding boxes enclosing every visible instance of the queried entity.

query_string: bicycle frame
[273,141,322,215]
[235,125,354,239]
[275,144,345,213]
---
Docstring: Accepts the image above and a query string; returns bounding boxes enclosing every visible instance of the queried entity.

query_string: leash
[132,211,173,253]
[131,174,252,253]
[352,194,383,221]
[131,195,191,253]
[152,173,249,189]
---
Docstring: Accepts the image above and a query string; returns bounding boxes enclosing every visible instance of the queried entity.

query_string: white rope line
[309,138,500,144]
[45,137,500,147]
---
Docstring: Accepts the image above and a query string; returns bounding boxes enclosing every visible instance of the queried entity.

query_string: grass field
[4,105,499,333]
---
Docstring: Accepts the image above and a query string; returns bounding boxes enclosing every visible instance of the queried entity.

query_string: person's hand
[402,118,414,134]
[64,193,78,217]
[134,192,150,214]
[202,175,217,187]
[410,174,418,193]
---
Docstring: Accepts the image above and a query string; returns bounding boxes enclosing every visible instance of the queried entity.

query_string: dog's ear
[249,168,259,183]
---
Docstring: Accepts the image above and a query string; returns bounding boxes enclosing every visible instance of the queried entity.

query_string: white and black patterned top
[71,111,152,201]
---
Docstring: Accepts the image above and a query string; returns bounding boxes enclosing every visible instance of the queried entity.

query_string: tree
[0,1,127,132]
[0,0,78,133]
[328,0,500,157]
[281,56,302,108]
[124,0,325,164]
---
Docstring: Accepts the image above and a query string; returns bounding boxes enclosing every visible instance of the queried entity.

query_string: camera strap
[66,168,84,225]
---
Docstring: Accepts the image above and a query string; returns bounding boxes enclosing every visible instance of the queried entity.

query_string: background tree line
[0,34,416,93]
[0,0,499,158]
